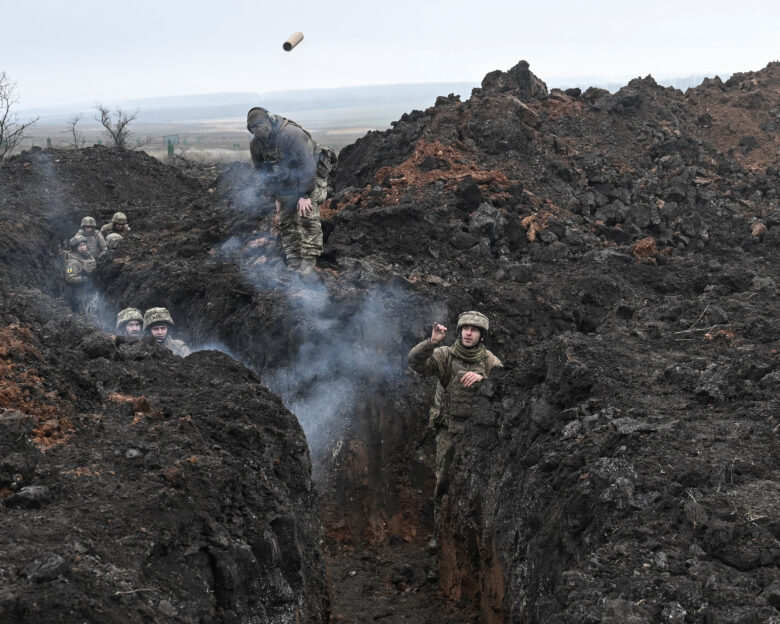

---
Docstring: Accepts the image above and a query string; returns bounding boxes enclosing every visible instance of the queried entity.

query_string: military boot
[286,257,301,271]
[298,257,316,275]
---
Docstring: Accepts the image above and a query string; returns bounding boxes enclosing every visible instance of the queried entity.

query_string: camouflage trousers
[276,178,326,263]
[433,418,466,522]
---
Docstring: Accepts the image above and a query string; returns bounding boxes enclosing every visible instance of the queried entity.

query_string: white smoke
[218,232,412,453]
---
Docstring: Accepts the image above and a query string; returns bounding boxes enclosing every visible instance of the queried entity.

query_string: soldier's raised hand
[430,323,447,344]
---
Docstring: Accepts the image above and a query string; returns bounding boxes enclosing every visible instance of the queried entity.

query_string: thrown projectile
[283,31,304,51]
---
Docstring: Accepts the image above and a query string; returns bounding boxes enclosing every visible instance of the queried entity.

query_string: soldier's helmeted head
[143,307,174,343]
[247,107,272,142]
[80,216,97,232]
[106,232,123,249]
[111,212,128,230]
[456,310,489,347]
[116,307,143,337]
[69,235,89,255]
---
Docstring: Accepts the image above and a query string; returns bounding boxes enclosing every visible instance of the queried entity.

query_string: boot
[298,257,316,275]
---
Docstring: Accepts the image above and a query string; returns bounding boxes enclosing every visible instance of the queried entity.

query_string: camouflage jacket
[76,229,108,257]
[64,250,96,286]
[100,223,131,237]
[408,340,502,419]
[160,335,191,358]
[250,117,317,198]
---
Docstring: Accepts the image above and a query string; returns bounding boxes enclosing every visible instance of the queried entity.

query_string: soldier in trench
[143,307,191,357]
[64,235,97,313]
[100,212,131,237]
[105,232,123,250]
[408,311,503,520]
[75,216,108,258]
[246,107,335,274]
[116,307,143,338]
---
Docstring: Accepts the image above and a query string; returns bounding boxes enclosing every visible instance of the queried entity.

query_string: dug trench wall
[1,58,779,624]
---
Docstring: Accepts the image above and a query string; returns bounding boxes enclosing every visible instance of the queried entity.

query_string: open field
[23,117,378,163]
[13,84,481,162]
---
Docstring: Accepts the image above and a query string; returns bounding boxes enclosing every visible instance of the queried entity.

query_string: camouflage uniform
[159,335,191,358]
[64,236,97,313]
[143,307,191,357]
[64,250,96,286]
[248,108,327,268]
[76,228,108,258]
[408,311,502,512]
[100,212,131,237]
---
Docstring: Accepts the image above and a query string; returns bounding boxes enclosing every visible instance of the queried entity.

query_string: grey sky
[4,0,778,108]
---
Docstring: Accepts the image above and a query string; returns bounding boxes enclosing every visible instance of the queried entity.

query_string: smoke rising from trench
[220,199,413,454]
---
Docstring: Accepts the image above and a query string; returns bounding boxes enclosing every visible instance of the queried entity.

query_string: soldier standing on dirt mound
[100,212,131,237]
[143,307,191,357]
[76,216,108,258]
[116,307,143,338]
[246,107,334,275]
[64,235,97,312]
[408,311,503,520]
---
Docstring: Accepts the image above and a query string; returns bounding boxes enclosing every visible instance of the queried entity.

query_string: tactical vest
[259,119,337,182]
[441,354,492,419]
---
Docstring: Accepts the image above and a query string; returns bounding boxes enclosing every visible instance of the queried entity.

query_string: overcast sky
[4,0,778,109]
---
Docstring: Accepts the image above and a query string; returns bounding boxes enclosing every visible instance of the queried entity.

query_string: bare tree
[0,72,38,160]
[66,113,85,149]
[94,104,151,149]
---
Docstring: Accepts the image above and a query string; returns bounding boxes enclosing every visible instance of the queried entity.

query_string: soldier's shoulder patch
[67,267,74,273]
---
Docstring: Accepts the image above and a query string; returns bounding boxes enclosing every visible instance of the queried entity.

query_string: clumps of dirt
[1,57,779,624]
[0,325,73,448]
[326,139,513,215]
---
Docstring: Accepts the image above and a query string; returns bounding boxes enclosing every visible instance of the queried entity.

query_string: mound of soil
[1,59,779,624]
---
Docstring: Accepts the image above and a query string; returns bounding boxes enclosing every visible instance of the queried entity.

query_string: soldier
[100,212,131,237]
[105,232,123,250]
[64,235,97,312]
[143,307,191,357]
[116,307,143,337]
[408,311,502,518]
[76,216,108,258]
[246,107,334,274]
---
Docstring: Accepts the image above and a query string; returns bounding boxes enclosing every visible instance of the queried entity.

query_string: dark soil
[1,59,779,623]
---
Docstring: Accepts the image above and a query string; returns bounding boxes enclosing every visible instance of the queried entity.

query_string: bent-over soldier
[247,107,334,274]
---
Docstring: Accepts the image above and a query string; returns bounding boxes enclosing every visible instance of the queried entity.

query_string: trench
[71,273,483,623]
[7,147,509,622]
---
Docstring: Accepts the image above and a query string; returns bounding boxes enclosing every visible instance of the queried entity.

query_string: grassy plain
[26,117,376,164]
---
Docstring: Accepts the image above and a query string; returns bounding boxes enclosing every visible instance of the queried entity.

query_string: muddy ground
[1,59,779,623]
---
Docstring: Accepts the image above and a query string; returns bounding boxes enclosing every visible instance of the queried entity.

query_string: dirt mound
[1,58,779,624]
[0,152,327,623]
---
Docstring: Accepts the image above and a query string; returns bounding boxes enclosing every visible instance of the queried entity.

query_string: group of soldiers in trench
[62,108,500,511]
[64,212,190,358]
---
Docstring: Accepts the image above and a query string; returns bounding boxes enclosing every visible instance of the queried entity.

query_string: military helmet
[116,307,143,331]
[111,212,128,224]
[143,307,174,331]
[69,235,87,250]
[105,232,123,249]
[80,216,97,228]
[246,107,270,132]
[456,310,489,336]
